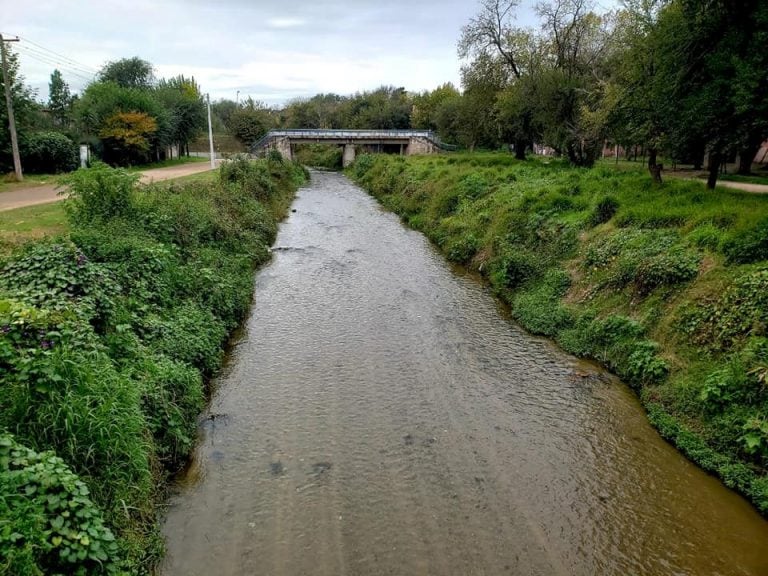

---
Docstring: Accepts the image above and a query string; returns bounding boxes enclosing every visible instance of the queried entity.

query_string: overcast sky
[4,0,559,106]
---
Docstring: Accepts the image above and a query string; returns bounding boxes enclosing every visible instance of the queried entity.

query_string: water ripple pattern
[162,171,768,576]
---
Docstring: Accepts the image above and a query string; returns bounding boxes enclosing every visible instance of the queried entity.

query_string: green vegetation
[0,155,307,574]
[718,173,768,186]
[293,144,343,170]
[0,203,68,252]
[2,53,208,175]
[351,152,768,514]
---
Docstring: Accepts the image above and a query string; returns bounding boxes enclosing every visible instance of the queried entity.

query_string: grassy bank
[0,154,307,574]
[350,152,768,514]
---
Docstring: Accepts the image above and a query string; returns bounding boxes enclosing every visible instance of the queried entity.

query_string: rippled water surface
[163,171,768,576]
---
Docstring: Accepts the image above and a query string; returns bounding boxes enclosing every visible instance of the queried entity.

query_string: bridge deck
[252,129,455,152]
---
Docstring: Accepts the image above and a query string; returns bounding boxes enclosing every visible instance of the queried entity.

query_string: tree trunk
[648,148,662,184]
[707,150,721,189]
[738,144,758,175]
[514,138,527,160]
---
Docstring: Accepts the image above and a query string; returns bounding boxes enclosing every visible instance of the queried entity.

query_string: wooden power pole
[0,34,23,182]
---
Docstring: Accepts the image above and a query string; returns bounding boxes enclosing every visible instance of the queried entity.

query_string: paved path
[0,162,216,212]
[665,171,768,194]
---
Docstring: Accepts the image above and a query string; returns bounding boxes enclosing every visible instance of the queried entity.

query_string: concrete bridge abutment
[343,144,356,167]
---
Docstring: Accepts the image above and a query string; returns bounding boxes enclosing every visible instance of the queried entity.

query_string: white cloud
[266,18,306,29]
[1,0,493,103]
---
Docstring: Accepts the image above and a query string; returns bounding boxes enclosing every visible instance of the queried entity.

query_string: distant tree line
[211,0,766,189]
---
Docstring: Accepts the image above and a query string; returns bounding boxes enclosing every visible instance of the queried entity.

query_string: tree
[229,98,274,146]
[99,111,157,165]
[657,0,768,188]
[459,0,537,157]
[48,69,73,128]
[155,75,206,156]
[412,83,461,132]
[99,57,155,89]
[534,0,616,167]
[459,0,524,79]
[605,0,668,182]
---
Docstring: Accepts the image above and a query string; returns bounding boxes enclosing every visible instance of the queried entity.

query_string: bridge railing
[251,129,456,152]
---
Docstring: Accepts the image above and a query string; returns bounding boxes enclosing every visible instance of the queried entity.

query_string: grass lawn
[0,173,64,194]
[0,202,68,255]
[719,172,768,186]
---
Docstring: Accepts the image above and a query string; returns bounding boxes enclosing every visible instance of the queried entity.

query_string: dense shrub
[681,269,768,350]
[722,218,768,264]
[1,158,306,573]
[633,248,700,295]
[62,162,139,225]
[0,434,121,575]
[590,195,619,226]
[21,131,79,174]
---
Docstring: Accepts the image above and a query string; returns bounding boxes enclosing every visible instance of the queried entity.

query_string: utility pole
[0,34,23,182]
[206,93,215,169]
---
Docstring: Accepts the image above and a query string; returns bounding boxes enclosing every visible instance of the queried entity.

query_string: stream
[162,171,768,576]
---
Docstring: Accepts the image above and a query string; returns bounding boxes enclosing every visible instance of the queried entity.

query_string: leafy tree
[98,57,155,89]
[658,0,768,187]
[229,98,274,146]
[48,69,73,128]
[99,111,158,165]
[155,75,206,156]
[411,83,461,132]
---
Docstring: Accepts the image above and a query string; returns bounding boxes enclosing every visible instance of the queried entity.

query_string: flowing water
[162,171,768,576]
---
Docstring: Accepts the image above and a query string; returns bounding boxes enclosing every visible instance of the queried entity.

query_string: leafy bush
[145,301,227,375]
[136,355,204,468]
[446,233,480,263]
[723,218,768,264]
[294,144,342,170]
[681,269,768,350]
[633,248,700,295]
[457,173,489,200]
[490,249,540,290]
[0,241,119,327]
[512,270,574,336]
[219,155,275,203]
[590,195,619,226]
[350,153,375,180]
[0,434,121,575]
[687,222,724,250]
[21,131,79,174]
[0,160,306,571]
[61,162,139,225]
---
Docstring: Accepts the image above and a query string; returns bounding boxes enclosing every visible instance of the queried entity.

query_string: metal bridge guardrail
[251,129,456,153]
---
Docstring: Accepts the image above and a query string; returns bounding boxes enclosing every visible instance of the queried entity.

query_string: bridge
[251,129,454,166]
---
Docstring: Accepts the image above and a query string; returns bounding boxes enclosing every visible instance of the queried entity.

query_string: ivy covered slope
[0,155,307,575]
[350,153,768,514]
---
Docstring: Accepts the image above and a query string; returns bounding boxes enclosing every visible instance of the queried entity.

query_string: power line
[10,34,99,74]
[14,45,95,83]
[14,43,96,77]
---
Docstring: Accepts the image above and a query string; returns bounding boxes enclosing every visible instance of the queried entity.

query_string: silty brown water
[162,171,768,576]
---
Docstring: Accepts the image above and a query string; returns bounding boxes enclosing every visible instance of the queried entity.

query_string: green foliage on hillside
[351,152,768,514]
[0,157,307,573]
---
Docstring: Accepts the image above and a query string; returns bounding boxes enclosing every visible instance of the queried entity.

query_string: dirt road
[0,162,216,212]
